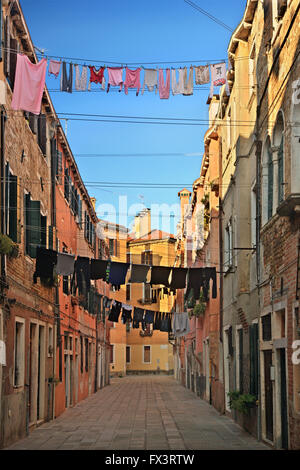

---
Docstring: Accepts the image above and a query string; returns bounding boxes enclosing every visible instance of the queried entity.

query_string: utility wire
[183,0,234,32]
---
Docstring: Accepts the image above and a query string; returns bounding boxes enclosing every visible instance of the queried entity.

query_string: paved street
[5,376,269,450]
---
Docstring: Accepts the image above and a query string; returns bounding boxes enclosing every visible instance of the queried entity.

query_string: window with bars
[262,313,272,341]
[141,250,153,265]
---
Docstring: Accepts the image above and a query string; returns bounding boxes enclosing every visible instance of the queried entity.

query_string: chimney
[134,208,151,239]
[178,188,191,222]
[90,197,96,211]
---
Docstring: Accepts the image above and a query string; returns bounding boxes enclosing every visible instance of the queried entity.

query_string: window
[62,246,69,294]
[143,283,152,303]
[126,252,131,263]
[85,212,95,248]
[262,313,272,341]
[126,284,131,301]
[4,17,19,89]
[14,319,25,387]
[249,323,259,398]
[251,183,257,247]
[249,43,256,96]
[24,193,47,258]
[109,238,118,257]
[268,146,274,221]
[126,346,131,364]
[110,344,115,364]
[224,221,233,269]
[143,346,151,364]
[278,136,284,204]
[5,164,20,243]
[141,250,152,265]
[80,336,83,373]
[85,338,89,372]
[48,326,53,357]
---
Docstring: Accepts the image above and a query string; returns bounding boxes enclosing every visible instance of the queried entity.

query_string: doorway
[264,350,273,442]
[279,348,288,449]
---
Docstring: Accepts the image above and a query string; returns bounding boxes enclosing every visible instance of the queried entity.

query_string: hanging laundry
[108,301,122,322]
[142,68,158,94]
[153,312,162,330]
[144,310,154,324]
[124,67,141,96]
[89,65,105,90]
[133,307,144,328]
[158,68,170,99]
[107,67,123,93]
[150,266,172,287]
[121,304,133,324]
[74,256,91,295]
[103,297,112,310]
[33,247,57,283]
[75,64,88,91]
[129,264,150,284]
[173,312,190,337]
[151,288,158,303]
[194,65,210,85]
[171,68,185,96]
[60,61,73,93]
[48,59,61,78]
[202,267,217,300]
[108,262,130,289]
[185,267,204,301]
[11,54,47,115]
[90,259,108,280]
[183,66,193,96]
[55,252,75,276]
[169,267,188,291]
[209,62,229,98]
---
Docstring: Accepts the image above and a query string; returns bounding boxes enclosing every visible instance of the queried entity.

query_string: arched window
[267,141,273,220]
[278,135,284,204]
[273,111,285,207]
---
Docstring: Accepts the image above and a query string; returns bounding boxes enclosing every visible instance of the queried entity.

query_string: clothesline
[11,53,231,115]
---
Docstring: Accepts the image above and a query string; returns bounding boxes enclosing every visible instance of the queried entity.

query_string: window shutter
[48,225,54,250]
[64,168,69,201]
[78,196,82,228]
[29,200,41,258]
[278,137,284,204]
[3,16,9,77]
[8,174,17,242]
[29,113,38,134]
[38,114,47,155]
[56,150,62,177]
[0,1,3,63]
[16,177,21,244]
[41,215,47,249]
[250,323,259,397]
[267,146,273,220]
[84,211,87,239]
[9,37,18,90]
[263,0,273,45]
[149,251,153,266]
[141,252,145,264]
[4,162,9,233]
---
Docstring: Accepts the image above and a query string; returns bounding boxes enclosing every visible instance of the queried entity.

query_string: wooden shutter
[141,252,145,264]
[78,196,82,228]
[48,225,54,250]
[0,1,3,63]
[41,215,47,249]
[250,323,259,397]
[64,167,69,201]
[238,329,243,393]
[29,113,38,134]
[278,137,284,204]
[8,174,17,242]
[29,200,41,258]
[3,16,9,77]
[267,146,273,220]
[16,178,21,244]
[56,150,62,177]
[263,0,273,46]
[9,38,18,90]
[38,114,47,155]
[4,162,9,232]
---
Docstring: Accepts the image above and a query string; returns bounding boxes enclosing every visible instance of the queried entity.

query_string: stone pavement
[5,375,269,450]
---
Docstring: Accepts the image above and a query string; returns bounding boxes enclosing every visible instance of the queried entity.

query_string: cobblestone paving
[5,376,269,450]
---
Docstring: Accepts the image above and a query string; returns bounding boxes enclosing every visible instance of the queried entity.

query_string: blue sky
[21,0,245,234]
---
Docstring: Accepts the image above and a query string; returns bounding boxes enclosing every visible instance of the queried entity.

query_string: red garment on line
[89,66,105,85]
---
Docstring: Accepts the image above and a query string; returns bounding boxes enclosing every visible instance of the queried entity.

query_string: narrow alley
[5,376,268,451]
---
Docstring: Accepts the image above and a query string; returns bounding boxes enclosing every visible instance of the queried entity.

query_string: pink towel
[49,59,61,78]
[11,54,47,115]
[107,67,123,92]
[158,69,170,99]
[124,67,141,96]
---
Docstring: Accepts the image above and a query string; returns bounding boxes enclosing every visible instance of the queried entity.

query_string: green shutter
[278,137,284,204]
[0,1,3,63]
[268,146,273,220]
[38,114,47,155]
[4,163,9,233]
[48,225,53,250]
[250,324,259,398]
[8,175,17,242]
[29,200,41,258]
[41,215,47,249]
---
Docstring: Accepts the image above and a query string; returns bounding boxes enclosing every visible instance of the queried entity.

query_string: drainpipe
[0,108,6,447]
[255,129,263,442]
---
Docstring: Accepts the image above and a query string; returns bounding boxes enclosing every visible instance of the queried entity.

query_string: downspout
[0,108,6,446]
[256,130,263,442]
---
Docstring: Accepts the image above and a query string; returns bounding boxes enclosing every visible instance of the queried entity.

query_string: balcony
[276,194,300,217]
